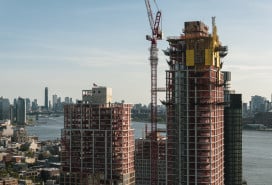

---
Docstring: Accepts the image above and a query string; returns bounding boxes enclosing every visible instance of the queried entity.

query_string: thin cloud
[228,65,272,70]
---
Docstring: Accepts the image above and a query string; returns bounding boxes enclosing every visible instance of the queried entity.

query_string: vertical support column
[92,130,94,174]
[194,77,198,184]
[209,70,213,184]
[110,107,113,180]
[186,70,189,185]
[80,104,83,176]
[69,106,72,174]
[105,130,107,183]
[150,42,158,185]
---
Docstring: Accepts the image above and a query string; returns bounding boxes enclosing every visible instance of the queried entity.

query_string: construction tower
[163,18,228,185]
[144,0,162,184]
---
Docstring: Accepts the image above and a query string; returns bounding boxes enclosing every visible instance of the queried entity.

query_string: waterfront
[243,130,272,185]
[25,116,164,140]
[26,116,63,141]
[26,116,272,185]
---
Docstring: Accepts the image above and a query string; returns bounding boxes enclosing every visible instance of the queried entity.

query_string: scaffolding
[164,20,226,185]
[61,103,135,185]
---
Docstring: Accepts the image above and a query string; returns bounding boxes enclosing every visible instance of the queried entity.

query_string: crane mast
[144,0,162,184]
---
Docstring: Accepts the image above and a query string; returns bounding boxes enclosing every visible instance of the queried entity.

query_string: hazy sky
[1,0,272,105]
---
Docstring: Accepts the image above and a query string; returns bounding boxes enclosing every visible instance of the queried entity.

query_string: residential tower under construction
[164,18,227,185]
[60,85,135,185]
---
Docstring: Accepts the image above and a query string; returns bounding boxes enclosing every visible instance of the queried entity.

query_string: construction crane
[144,0,162,184]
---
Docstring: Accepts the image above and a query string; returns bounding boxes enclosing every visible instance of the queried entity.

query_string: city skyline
[1,0,272,104]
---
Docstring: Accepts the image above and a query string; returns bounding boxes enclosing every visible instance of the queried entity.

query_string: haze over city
[1,0,272,104]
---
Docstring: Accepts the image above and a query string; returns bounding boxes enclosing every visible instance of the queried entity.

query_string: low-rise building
[18,179,33,185]
[0,178,18,185]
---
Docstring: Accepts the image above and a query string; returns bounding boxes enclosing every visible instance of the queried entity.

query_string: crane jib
[153,11,161,37]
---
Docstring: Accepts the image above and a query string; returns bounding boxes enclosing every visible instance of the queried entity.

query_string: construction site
[59,0,244,184]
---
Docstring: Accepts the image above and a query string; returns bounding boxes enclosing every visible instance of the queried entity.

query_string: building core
[45,87,49,110]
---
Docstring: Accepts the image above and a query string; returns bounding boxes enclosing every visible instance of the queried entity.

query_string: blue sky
[1,0,272,105]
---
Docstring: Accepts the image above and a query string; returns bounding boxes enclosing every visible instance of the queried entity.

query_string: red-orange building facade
[164,19,227,185]
[61,86,135,185]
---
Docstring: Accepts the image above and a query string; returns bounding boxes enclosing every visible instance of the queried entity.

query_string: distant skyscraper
[56,97,62,112]
[242,103,248,118]
[9,105,14,124]
[164,19,227,184]
[0,97,10,120]
[25,98,31,112]
[52,94,58,111]
[16,97,26,125]
[45,87,49,110]
[32,99,39,112]
[61,85,135,185]
[13,99,17,123]
[64,97,70,104]
[250,95,267,113]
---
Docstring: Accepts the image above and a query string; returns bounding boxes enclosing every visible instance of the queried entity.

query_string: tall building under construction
[164,18,227,184]
[60,85,135,185]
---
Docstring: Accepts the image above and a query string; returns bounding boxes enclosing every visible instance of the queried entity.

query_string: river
[26,116,272,185]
